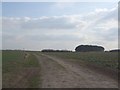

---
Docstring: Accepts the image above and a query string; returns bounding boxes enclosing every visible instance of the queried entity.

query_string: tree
[75,45,104,52]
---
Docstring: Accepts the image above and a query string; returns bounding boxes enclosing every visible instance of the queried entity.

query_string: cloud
[2,7,118,50]
[22,16,78,30]
[3,16,83,31]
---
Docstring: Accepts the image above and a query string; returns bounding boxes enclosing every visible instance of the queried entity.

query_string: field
[2,50,118,88]
[44,52,118,70]
[2,50,40,88]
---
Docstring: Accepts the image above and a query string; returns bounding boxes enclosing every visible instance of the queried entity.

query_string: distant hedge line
[41,49,72,52]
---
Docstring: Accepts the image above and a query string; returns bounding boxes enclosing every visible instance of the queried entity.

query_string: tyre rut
[34,53,118,88]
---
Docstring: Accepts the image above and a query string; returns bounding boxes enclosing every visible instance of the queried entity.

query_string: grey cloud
[3,16,80,34]
[91,28,118,41]
[21,17,77,30]
[22,34,82,42]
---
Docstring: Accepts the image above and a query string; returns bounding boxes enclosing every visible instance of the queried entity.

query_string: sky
[2,2,118,51]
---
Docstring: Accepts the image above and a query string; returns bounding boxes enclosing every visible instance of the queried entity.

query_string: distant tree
[75,45,104,52]
[109,49,120,52]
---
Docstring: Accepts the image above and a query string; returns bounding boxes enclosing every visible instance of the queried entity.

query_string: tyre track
[34,53,118,88]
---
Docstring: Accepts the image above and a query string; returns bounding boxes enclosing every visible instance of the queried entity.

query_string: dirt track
[34,53,118,88]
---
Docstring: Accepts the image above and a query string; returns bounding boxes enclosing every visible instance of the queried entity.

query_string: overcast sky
[2,2,118,51]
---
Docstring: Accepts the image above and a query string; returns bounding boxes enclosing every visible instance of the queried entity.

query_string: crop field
[2,50,40,88]
[43,52,118,70]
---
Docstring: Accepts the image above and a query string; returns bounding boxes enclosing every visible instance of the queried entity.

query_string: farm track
[34,53,118,88]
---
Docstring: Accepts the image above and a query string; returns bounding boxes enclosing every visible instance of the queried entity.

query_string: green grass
[3,50,40,88]
[3,50,24,73]
[43,52,118,70]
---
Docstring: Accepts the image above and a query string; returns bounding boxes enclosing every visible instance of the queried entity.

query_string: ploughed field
[2,50,118,88]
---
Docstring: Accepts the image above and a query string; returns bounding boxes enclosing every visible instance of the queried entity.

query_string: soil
[34,53,118,88]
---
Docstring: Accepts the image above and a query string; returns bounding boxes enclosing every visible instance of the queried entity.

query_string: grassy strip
[28,73,40,88]
[24,53,40,88]
[23,54,39,67]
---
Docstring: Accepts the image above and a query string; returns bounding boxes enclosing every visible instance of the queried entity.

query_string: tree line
[41,49,72,52]
[41,45,119,52]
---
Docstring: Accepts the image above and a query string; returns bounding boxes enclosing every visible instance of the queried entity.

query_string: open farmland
[2,50,118,88]
[2,50,40,88]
